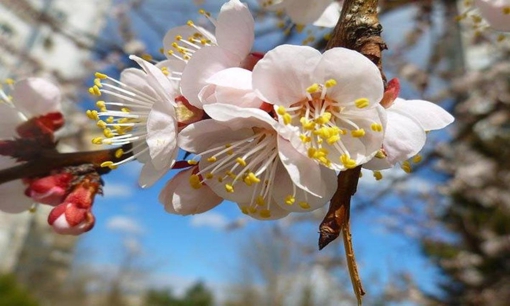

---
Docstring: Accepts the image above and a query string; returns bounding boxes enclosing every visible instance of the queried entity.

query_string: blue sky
[76,0,453,303]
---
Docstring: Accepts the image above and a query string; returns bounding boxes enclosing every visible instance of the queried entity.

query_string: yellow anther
[95,72,108,79]
[300,118,316,130]
[205,173,214,179]
[141,54,152,61]
[503,6,510,14]
[225,184,234,193]
[96,101,106,109]
[306,83,320,93]
[100,161,114,168]
[324,79,337,88]
[375,150,386,159]
[4,78,15,85]
[307,147,317,158]
[103,128,114,138]
[189,174,202,189]
[373,171,383,181]
[326,134,340,144]
[167,50,174,55]
[315,112,332,125]
[217,177,223,183]
[88,85,101,96]
[497,34,506,42]
[236,157,247,167]
[370,123,383,132]
[159,47,164,54]
[207,156,217,162]
[283,113,292,125]
[106,116,114,123]
[412,155,422,163]
[247,172,260,184]
[94,78,102,88]
[276,106,287,116]
[175,35,183,41]
[354,98,369,108]
[248,206,257,214]
[401,161,412,173]
[285,195,295,205]
[226,171,236,178]
[187,160,198,165]
[340,154,357,169]
[86,110,99,120]
[121,107,130,113]
[187,20,194,26]
[259,209,271,218]
[298,202,311,209]
[240,206,249,214]
[300,134,311,143]
[256,196,265,206]
[91,137,103,145]
[295,24,305,33]
[115,149,124,158]
[198,9,206,15]
[96,120,106,129]
[351,128,366,138]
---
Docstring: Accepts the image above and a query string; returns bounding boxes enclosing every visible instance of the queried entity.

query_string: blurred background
[0,0,509,305]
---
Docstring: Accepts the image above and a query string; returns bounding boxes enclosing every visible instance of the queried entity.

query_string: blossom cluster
[87,0,454,221]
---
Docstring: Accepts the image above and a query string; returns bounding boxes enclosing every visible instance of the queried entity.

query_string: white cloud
[106,215,145,235]
[190,212,228,230]
[103,182,135,198]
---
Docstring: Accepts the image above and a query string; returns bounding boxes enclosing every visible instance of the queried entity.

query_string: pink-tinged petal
[278,137,336,197]
[0,103,23,138]
[391,98,454,131]
[203,104,277,130]
[146,100,178,170]
[129,55,177,105]
[181,46,241,107]
[363,156,393,171]
[0,180,33,213]
[315,47,384,106]
[285,0,334,25]
[474,0,510,32]
[12,78,61,117]
[163,25,216,59]
[207,67,252,90]
[178,119,254,153]
[156,59,187,82]
[312,1,341,27]
[237,199,290,220]
[272,161,334,213]
[383,110,427,165]
[159,168,223,215]
[253,45,321,107]
[216,0,254,59]
[138,160,168,188]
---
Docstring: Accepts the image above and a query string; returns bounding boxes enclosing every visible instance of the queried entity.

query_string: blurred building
[0,0,111,303]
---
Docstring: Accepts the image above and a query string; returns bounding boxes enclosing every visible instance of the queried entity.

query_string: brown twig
[319,0,387,304]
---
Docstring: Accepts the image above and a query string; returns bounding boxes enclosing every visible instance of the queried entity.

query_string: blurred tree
[142,282,214,306]
[0,274,39,306]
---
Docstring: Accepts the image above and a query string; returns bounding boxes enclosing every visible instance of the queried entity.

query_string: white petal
[313,1,341,27]
[278,137,336,197]
[383,109,427,165]
[216,0,254,59]
[285,0,334,25]
[272,161,334,213]
[159,168,223,215]
[314,48,384,106]
[252,45,321,107]
[146,99,178,170]
[0,103,23,138]
[178,119,254,153]
[363,156,393,170]
[12,78,61,117]
[203,103,278,130]
[474,0,510,31]
[391,98,454,131]
[207,67,252,91]
[138,160,168,188]
[181,46,241,107]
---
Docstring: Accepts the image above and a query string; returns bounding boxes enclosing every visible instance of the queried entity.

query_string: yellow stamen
[373,171,383,181]
[355,98,369,109]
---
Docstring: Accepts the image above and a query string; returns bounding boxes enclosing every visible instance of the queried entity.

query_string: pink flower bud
[380,78,401,109]
[24,172,73,206]
[48,203,95,235]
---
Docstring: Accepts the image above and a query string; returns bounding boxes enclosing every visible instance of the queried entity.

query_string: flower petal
[12,78,61,117]
[138,160,168,188]
[314,47,384,107]
[285,0,334,25]
[0,103,24,138]
[312,1,341,27]
[181,46,241,107]
[474,0,510,32]
[146,99,178,171]
[252,45,321,107]
[216,0,254,59]
[159,168,223,215]
[278,136,336,197]
[391,98,454,131]
[203,103,278,131]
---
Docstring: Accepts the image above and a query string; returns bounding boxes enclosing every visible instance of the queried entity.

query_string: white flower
[170,103,336,220]
[260,0,341,27]
[364,98,454,171]
[473,0,510,32]
[252,44,386,171]
[173,0,257,107]
[0,78,62,213]
[88,56,179,187]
